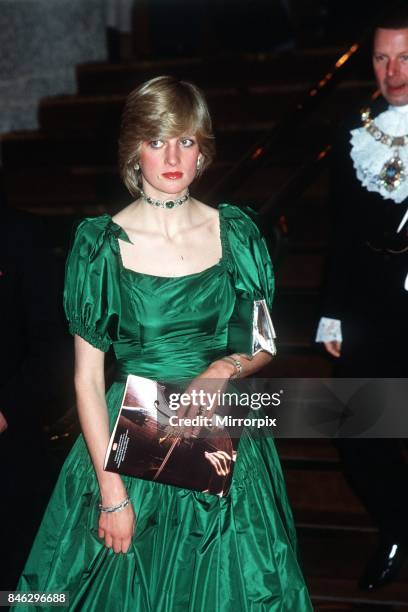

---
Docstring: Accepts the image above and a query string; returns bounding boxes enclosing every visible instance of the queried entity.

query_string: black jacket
[323,96,408,323]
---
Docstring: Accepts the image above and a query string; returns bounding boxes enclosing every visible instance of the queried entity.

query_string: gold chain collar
[360,107,406,192]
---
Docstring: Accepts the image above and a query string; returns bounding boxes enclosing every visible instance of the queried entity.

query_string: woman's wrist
[221,355,243,379]
[208,355,243,379]
[207,359,235,379]
[99,496,130,513]
[99,473,127,506]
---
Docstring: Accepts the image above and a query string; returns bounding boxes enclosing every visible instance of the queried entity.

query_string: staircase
[2,47,407,610]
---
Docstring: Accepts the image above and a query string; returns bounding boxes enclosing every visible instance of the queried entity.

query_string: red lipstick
[162,172,183,179]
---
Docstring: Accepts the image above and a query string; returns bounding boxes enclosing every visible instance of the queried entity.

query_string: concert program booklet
[104,375,246,497]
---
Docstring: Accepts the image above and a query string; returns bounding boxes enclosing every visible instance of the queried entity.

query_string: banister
[204,42,362,202]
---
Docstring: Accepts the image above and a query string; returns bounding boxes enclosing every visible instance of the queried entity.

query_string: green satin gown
[17,204,313,611]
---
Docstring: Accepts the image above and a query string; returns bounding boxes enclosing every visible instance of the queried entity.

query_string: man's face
[373,27,408,106]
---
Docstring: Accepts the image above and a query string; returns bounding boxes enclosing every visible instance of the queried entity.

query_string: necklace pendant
[140,189,189,209]
[378,153,405,192]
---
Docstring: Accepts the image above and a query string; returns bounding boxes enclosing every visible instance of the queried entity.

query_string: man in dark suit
[0,203,66,589]
[316,3,408,591]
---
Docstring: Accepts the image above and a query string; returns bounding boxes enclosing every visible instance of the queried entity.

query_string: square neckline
[107,205,227,280]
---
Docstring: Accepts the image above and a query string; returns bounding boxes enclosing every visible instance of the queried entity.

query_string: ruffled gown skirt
[18,382,312,611]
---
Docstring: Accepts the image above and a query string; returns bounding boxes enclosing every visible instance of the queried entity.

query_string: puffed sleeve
[220,203,275,355]
[220,203,275,307]
[63,216,122,352]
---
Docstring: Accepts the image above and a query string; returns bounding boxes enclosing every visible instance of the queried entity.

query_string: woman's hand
[171,351,272,437]
[174,360,234,438]
[74,336,136,553]
[98,502,135,554]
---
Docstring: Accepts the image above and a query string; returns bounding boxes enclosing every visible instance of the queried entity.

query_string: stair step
[296,509,375,532]
[276,438,339,463]
[37,85,373,134]
[3,163,228,210]
[299,527,408,608]
[284,197,329,249]
[36,90,291,134]
[1,126,334,174]
[313,604,402,611]
[277,442,378,530]
[76,49,347,95]
[2,130,262,170]
[228,164,330,206]
[1,128,270,168]
[276,252,325,289]
[272,290,320,348]
[1,131,119,168]
[261,352,332,378]
[285,466,367,518]
[3,165,127,208]
[5,163,326,214]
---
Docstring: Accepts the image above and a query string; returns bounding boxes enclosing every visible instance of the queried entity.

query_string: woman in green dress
[17,76,312,611]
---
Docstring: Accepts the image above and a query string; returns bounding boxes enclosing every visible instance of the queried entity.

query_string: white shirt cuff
[315,317,342,343]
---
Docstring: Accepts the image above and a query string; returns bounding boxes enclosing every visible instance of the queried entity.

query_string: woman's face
[138,135,201,199]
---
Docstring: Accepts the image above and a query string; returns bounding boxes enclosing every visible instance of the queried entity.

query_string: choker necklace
[140,188,189,209]
[361,107,407,192]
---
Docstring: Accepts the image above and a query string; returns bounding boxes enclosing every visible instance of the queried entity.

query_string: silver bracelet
[99,496,130,513]
[221,356,243,379]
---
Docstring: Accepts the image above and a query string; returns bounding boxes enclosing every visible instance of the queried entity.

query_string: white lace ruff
[350,104,408,205]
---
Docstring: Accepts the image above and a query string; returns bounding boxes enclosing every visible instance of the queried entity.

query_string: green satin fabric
[17,204,312,611]
[63,203,275,379]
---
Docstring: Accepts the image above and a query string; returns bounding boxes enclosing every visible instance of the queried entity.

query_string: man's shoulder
[335,96,387,145]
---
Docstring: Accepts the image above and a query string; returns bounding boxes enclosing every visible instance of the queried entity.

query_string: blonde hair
[118,76,216,196]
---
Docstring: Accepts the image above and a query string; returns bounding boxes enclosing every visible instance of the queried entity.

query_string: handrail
[204,42,361,202]
[204,0,395,206]
[259,144,332,229]
[258,86,381,230]
[255,85,382,270]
